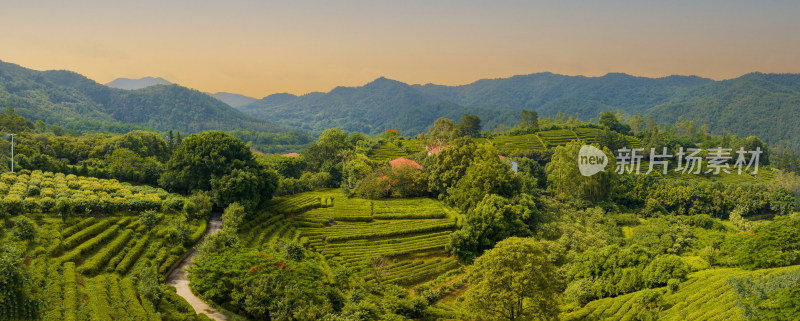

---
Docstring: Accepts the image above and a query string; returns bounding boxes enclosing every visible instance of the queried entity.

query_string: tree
[447,145,519,211]
[139,210,158,229]
[304,128,350,171]
[448,194,534,262]
[106,148,144,182]
[11,215,38,240]
[458,114,482,137]
[104,130,170,162]
[770,188,795,216]
[425,137,478,197]
[521,110,539,131]
[159,131,260,193]
[429,117,457,144]
[546,141,616,202]
[221,202,246,232]
[343,153,374,191]
[0,244,41,319]
[368,256,388,286]
[599,111,619,129]
[464,237,559,321]
[138,266,163,304]
[211,166,278,211]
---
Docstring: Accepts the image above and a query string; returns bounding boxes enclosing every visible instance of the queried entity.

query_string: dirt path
[166,213,227,320]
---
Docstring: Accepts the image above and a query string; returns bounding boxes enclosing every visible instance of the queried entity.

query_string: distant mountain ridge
[238,72,800,148]
[210,92,258,108]
[106,76,172,90]
[0,60,286,134]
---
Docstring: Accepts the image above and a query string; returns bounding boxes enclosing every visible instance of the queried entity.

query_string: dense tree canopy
[464,237,559,321]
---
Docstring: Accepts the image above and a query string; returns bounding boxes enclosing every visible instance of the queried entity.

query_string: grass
[368,141,409,163]
[562,265,800,321]
[251,189,464,283]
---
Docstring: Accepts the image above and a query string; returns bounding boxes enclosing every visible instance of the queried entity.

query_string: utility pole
[6,134,16,172]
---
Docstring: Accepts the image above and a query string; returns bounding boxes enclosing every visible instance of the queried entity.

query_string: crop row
[119,278,149,320]
[382,257,460,285]
[319,234,450,266]
[491,134,547,153]
[61,217,97,239]
[302,219,456,242]
[62,218,115,251]
[63,263,78,321]
[43,265,62,321]
[57,224,121,264]
[114,234,152,275]
[368,142,409,163]
[268,193,327,213]
[79,229,134,275]
[88,275,114,321]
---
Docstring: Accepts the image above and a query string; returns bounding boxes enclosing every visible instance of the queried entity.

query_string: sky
[1,0,799,98]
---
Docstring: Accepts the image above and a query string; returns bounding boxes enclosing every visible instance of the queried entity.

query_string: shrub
[62,219,112,250]
[667,278,680,294]
[78,229,133,275]
[11,215,38,240]
[643,255,689,287]
[139,210,158,229]
[38,197,55,212]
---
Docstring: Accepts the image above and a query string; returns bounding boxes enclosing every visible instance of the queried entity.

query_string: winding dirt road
[166,213,227,320]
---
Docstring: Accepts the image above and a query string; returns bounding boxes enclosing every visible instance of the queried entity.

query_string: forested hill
[648,73,800,148]
[105,76,172,90]
[0,60,286,134]
[237,77,521,135]
[237,73,712,135]
[238,72,800,148]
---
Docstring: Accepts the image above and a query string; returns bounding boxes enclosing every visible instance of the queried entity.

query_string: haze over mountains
[3,59,800,149]
[0,60,285,134]
[105,76,258,108]
[106,76,172,90]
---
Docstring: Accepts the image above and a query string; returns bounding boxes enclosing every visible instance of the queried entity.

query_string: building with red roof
[281,153,301,157]
[389,158,423,170]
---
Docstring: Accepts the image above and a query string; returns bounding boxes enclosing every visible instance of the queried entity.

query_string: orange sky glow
[1,0,798,98]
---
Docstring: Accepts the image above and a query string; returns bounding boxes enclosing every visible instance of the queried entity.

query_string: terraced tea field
[490,128,645,154]
[0,171,211,320]
[368,141,409,163]
[238,189,463,286]
[562,265,800,321]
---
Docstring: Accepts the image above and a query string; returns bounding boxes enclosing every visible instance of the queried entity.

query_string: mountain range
[0,60,284,134]
[106,76,172,90]
[237,72,800,148]
[3,58,800,150]
[105,77,258,108]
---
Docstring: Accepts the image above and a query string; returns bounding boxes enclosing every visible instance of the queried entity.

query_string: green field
[0,172,209,320]
[490,127,645,154]
[563,265,800,321]
[237,189,464,286]
[367,141,410,163]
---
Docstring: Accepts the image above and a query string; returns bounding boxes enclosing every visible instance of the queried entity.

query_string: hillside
[0,60,286,134]
[238,72,800,148]
[649,73,800,148]
[105,76,172,90]
[238,77,519,135]
[563,265,800,321]
[210,92,257,108]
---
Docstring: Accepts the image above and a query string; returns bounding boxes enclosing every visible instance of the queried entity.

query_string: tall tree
[521,110,539,131]
[464,237,559,321]
[458,114,482,137]
[429,117,457,145]
[159,131,259,193]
